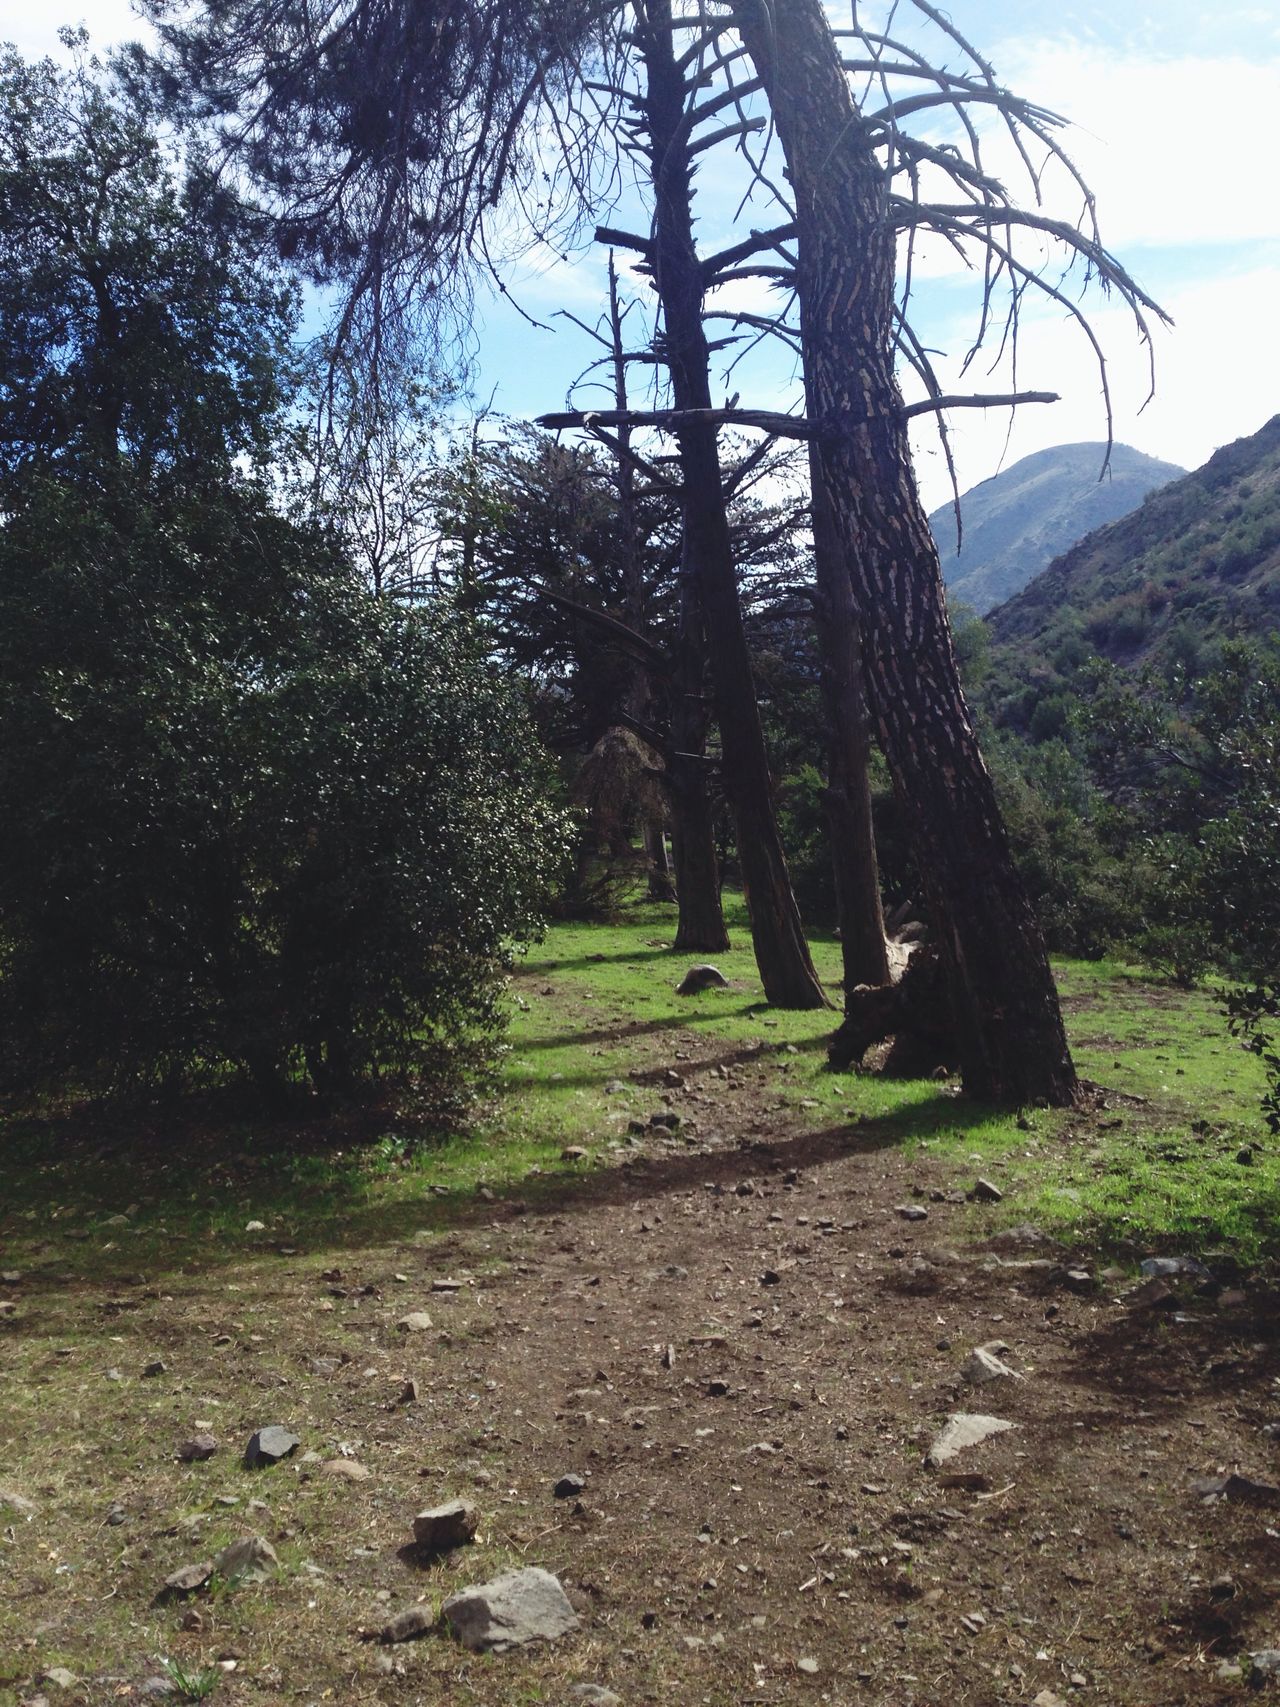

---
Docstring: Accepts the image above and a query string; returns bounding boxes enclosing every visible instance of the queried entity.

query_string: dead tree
[720,0,1166,1102]
[159,0,1167,1095]
[560,257,728,945]
[583,0,829,1007]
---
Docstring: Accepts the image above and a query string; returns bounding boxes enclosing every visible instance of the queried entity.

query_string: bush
[0,477,572,1104]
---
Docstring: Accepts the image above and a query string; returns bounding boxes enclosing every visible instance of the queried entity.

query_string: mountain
[982,415,1280,732]
[932,441,1185,614]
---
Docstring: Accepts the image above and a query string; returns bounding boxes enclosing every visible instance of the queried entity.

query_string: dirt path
[2,977,1279,1706]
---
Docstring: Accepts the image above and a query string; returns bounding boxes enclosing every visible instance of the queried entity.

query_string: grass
[1,898,1278,1707]
[0,897,1275,1284]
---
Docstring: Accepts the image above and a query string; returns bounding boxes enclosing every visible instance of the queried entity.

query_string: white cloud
[983,42,1280,251]
[0,3,152,60]
[907,261,1280,510]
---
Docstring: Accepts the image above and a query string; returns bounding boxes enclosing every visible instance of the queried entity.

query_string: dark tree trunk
[644,816,676,902]
[732,0,1077,1101]
[809,448,890,993]
[639,0,827,1008]
[669,548,730,951]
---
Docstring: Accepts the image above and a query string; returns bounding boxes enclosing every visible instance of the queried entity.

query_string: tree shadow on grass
[0,1083,978,1291]
[518,945,681,975]
[514,1003,828,1054]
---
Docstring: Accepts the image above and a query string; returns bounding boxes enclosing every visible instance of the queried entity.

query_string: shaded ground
[1,929,1278,1707]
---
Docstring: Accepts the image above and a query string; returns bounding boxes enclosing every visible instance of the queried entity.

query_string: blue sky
[5,0,1278,508]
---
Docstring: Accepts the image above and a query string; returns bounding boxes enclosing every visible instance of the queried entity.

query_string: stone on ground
[960,1347,1018,1385]
[413,1500,480,1551]
[676,964,729,995]
[177,1434,217,1462]
[243,1425,299,1468]
[566,1687,621,1706]
[397,1311,434,1333]
[926,1413,1017,1468]
[380,1604,434,1643]
[442,1566,580,1653]
[160,1560,213,1598]
[321,1458,370,1483]
[214,1534,279,1584]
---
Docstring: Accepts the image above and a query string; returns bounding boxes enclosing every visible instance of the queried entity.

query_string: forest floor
[3,904,1280,1707]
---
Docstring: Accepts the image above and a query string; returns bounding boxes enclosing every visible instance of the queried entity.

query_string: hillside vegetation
[932,440,1183,614]
[983,416,1280,727]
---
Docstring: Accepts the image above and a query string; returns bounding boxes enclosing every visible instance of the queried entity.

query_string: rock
[413,1500,480,1551]
[396,1379,420,1405]
[244,1220,266,1232]
[971,1178,1003,1203]
[160,1560,214,1598]
[648,1111,681,1130]
[676,964,729,995]
[243,1425,300,1467]
[1128,1278,1176,1310]
[397,1311,434,1333]
[138,1677,176,1699]
[561,1147,588,1162]
[321,1458,370,1482]
[431,1277,463,1292]
[1064,1268,1094,1292]
[1251,1650,1280,1678]
[381,1605,434,1644]
[926,1413,1016,1468]
[1225,1473,1280,1508]
[443,1566,580,1653]
[1140,1256,1211,1281]
[215,1534,279,1584]
[895,1204,929,1221]
[1032,1694,1068,1707]
[177,1434,217,1462]
[566,1687,621,1706]
[960,1347,1017,1385]
[554,1473,586,1499]
[41,1670,78,1691]
[142,1359,167,1378]
[796,1656,820,1675]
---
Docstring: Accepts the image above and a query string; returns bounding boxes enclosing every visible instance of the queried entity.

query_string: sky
[4,0,1278,511]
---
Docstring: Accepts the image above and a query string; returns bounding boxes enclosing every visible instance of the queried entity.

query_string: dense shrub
[0,479,571,1103]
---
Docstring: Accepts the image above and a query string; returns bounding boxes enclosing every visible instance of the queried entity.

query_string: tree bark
[732,0,1077,1101]
[644,816,676,901]
[638,0,828,1008]
[669,546,731,951]
[809,447,891,993]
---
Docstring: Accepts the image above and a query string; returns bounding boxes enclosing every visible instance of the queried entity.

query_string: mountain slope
[932,441,1185,614]
[982,415,1280,729]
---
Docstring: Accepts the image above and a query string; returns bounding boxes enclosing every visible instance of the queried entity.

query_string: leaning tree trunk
[810,448,891,993]
[732,0,1077,1102]
[639,0,827,1008]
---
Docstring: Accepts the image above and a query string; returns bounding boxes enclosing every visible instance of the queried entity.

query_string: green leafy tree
[0,44,571,1105]
[0,34,292,494]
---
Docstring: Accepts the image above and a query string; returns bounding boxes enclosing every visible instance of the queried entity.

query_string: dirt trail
[2,988,1279,1706]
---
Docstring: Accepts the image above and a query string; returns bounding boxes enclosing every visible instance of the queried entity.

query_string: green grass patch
[0,899,1274,1278]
